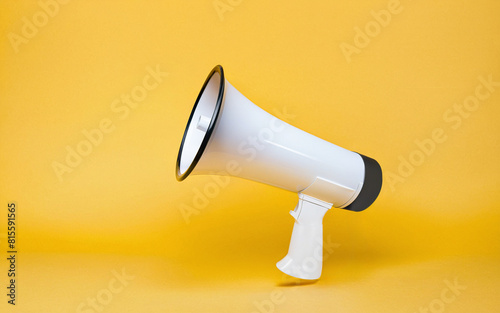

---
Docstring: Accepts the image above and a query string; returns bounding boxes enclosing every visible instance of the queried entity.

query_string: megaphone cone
[176,65,382,280]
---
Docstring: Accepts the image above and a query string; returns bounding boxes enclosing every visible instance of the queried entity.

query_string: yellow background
[1,0,499,312]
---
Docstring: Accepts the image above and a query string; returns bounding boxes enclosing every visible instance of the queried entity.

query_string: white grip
[276,194,331,280]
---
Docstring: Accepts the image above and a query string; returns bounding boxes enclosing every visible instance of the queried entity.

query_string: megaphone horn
[176,65,382,280]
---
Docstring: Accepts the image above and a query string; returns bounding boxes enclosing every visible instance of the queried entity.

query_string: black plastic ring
[176,65,225,181]
[342,153,383,212]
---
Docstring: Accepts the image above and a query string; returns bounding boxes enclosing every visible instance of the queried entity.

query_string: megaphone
[176,65,382,280]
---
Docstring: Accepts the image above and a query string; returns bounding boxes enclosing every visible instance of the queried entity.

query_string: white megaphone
[176,65,382,280]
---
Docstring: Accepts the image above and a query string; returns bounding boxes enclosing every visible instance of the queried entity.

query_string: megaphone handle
[276,194,331,280]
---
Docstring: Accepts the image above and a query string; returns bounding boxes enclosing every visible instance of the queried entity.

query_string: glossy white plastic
[276,194,331,280]
[177,69,367,279]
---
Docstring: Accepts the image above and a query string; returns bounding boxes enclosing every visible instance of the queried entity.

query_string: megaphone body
[176,65,382,280]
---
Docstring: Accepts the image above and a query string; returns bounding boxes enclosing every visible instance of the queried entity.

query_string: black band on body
[342,153,382,212]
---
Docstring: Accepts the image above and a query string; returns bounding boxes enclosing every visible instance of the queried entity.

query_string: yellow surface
[0,0,499,312]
